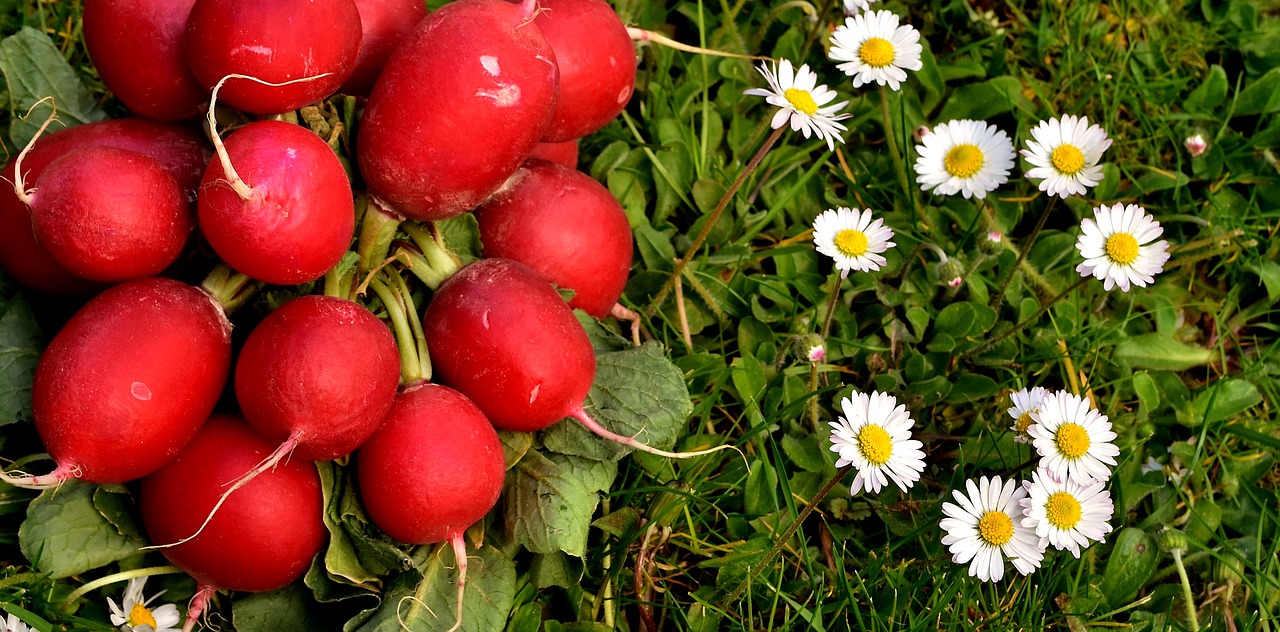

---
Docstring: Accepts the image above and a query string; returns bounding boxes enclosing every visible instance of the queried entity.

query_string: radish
[84,0,206,120]
[534,0,637,142]
[0,277,231,488]
[528,138,579,168]
[340,0,428,96]
[473,159,633,319]
[357,0,559,221]
[139,414,325,630]
[183,0,362,114]
[357,382,505,631]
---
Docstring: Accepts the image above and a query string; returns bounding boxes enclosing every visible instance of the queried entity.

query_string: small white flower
[940,476,1044,581]
[1184,134,1207,157]
[1027,391,1120,483]
[829,10,924,91]
[744,59,850,150]
[1007,386,1050,444]
[812,207,896,277]
[1075,203,1171,292]
[807,344,826,363]
[914,120,1016,199]
[1021,468,1114,557]
[1022,115,1112,198]
[4,613,30,632]
[108,577,181,632]
[842,0,879,15]
[987,231,1002,244]
[828,390,926,495]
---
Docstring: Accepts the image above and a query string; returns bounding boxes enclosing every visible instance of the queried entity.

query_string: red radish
[139,414,325,630]
[358,383,505,631]
[183,0,362,114]
[528,138,579,168]
[84,0,206,120]
[534,0,636,141]
[357,0,559,221]
[0,278,231,488]
[340,0,428,96]
[474,159,633,318]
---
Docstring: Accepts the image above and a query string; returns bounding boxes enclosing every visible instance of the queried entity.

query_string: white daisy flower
[940,476,1045,582]
[812,207,896,277]
[913,119,1016,199]
[1021,468,1114,557]
[4,613,30,632]
[1022,114,1111,198]
[1007,386,1050,444]
[1075,203,1171,292]
[108,577,181,632]
[828,390,926,495]
[829,10,924,91]
[843,0,879,15]
[1027,391,1120,483]
[743,59,850,150]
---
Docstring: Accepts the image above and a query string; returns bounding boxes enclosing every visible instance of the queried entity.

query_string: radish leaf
[504,451,617,557]
[0,26,107,148]
[0,272,42,426]
[18,481,144,578]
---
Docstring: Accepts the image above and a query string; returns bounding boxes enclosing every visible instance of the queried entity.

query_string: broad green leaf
[316,462,414,588]
[781,433,830,473]
[936,77,1031,121]
[1245,261,1280,301]
[574,311,630,354]
[0,27,107,147]
[233,584,328,632]
[541,342,694,461]
[435,214,482,266]
[0,272,42,426]
[1185,65,1228,113]
[19,481,146,578]
[1132,371,1160,412]
[933,302,996,339]
[1182,379,1262,426]
[530,552,584,589]
[1133,167,1190,194]
[1113,333,1213,370]
[946,373,999,403]
[350,543,515,632]
[744,458,777,515]
[634,224,675,272]
[504,451,616,557]
[1101,528,1158,607]
[1234,67,1280,115]
[1183,500,1223,545]
[92,485,146,542]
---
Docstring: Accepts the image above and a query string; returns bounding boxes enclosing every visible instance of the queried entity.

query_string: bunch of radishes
[0,0,678,628]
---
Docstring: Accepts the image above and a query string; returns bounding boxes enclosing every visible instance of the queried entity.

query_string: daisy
[1006,386,1050,444]
[1075,203,1171,292]
[1027,391,1120,483]
[108,577,181,632]
[812,207,896,277]
[828,390,926,495]
[913,119,1016,199]
[940,476,1044,581]
[1021,115,1112,198]
[829,10,924,91]
[4,614,30,632]
[842,0,879,14]
[1184,133,1207,157]
[743,59,850,150]
[807,344,826,363]
[1021,468,1114,557]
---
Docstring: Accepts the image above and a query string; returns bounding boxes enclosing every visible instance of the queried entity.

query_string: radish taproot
[0,278,231,488]
[341,0,428,96]
[357,0,559,221]
[84,0,206,120]
[534,0,636,141]
[474,159,633,319]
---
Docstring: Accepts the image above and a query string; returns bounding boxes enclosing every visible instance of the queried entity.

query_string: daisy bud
[1158,527,1188,554]
[1184,134,1208,157]
[979,230,1003,255]
[807,344,826,363]
[934,258,965,288]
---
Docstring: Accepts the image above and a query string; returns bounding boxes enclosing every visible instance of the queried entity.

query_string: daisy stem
[715,464,853,612]
[959,276,1088,362]
[1172,547,1201,631]
[878,86,913,212]
[60,565,183,611]
[809,273,844,431]
[645,125,786,318]
[989,195,1058,309]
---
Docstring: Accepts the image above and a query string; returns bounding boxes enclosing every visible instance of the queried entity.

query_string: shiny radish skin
[197,120,355,285]
[341,0,428,96]
[527,139,579,168]
[357,0,559,221]
[423,258,595,433]
[183,0,362,114]
[534,0,635,142]
[84,0,206,120]
[474,159,633,319]
[28,147,193,283]
[357,383,505,544]
[30,278,231,485]
[140,414,325,592]
[235,295,400,462]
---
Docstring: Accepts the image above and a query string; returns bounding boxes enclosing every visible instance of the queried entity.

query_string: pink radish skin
[25,146,192,282]
[341,0,428,96]
[197,119,355,285]
[183,0,362,114]
[357,0,559,221]
[84,0,206,120]
[235,295,400,462]
[474,159,633,318]
[534,0,636,141]
[528,139,579,168]
[2,278,231,487]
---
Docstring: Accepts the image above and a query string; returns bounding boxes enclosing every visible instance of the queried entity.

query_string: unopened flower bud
[934,258,965,288]
[979,231,1003,255]
[1184,134,1207,158]
[1159,527,1188,553]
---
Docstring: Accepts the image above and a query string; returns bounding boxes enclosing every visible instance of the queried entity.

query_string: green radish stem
[402,222,461,284]
[358,196,403,274]
[367,273,431,384]
[200,263,261,315]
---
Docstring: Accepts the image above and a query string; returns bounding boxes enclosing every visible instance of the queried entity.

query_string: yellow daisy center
[128,603,158,628]
[1044,491,1083,529]
[1054,422,1091,459]
[1015,411,1034,434]
[834,228,869,257]
[977,511,1014,546]
[783,87,819,116]
[1105,232,1140,265]
[944,143,985,178]
[858,37,895,68]
[856,424,893,465]
[1050,144,1086,175]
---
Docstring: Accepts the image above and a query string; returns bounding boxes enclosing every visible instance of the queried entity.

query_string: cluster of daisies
[827,386,1120,582]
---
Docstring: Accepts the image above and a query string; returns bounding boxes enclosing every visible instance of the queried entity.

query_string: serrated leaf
[541,343,693,461]
[504,451,616,556]
[350,543,515,632]
[0,272,42,426]
[92,486,146,542]
[574,311,630,354]
[233,583,328,632]
[1113,333,1213,370]
[0,27,107,147]
[19,481,146,578]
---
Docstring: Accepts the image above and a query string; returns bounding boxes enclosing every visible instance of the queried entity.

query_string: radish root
[571,409,743,462]
[181,584,216,632]
[627,28,770,61]
[10,96,60,207]
[0,461,76,490]
[446,532,469,632]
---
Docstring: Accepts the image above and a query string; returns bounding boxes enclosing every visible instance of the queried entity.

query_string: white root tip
[446,532,468,632]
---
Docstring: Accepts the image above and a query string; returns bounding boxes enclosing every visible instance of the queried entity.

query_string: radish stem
[368,274,428,384]
[199,263,261,314]
[358,196,404,274]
